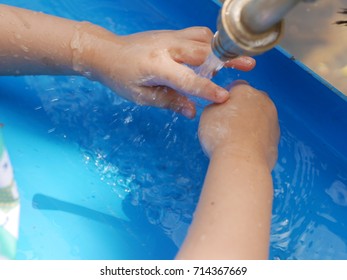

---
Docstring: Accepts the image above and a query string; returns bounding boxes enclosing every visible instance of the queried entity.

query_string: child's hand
[78,26,255,118]
[198,82,280,170]
[0,6,255,119]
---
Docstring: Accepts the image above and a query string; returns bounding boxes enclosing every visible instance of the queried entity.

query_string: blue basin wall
[0,0,347,259]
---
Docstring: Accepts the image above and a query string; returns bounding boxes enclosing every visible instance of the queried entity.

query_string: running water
[194,52,225,79]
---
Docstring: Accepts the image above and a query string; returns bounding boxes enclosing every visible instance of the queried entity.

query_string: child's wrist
[210,144,273,172]
[69,21,123,79]
[69,21,95,75]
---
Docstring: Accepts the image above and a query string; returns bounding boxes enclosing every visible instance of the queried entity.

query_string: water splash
[24,74,206,249]
[194,52,225,79]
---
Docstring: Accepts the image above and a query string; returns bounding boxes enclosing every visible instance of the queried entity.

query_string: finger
[137,86,197,119]
[224,56,256,71]
[159,62,230,103]
[169,41,211,66]
[225,79,250,90]
[175,27,213,43]
[228,81,270,99]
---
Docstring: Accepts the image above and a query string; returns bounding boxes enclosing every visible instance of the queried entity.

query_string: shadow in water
[32,193,178,259]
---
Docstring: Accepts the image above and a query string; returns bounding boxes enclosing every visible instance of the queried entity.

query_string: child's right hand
[75,24,255,118]
[198,82,280,170]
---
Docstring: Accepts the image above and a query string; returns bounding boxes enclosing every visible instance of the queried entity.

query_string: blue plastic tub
[1,0,347,259]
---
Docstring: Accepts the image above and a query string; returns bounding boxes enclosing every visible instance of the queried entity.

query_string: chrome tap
[212,0,311,61]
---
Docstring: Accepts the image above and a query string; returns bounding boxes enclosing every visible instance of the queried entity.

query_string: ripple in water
[25,74,207,249]
[270,121,347,260]
[24,68,347,259]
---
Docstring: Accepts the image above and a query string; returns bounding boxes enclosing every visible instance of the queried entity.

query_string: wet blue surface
[1,0,347,259]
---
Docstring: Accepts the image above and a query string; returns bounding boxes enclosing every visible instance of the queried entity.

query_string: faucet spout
[242,0,301,34]
[212,0,304,61]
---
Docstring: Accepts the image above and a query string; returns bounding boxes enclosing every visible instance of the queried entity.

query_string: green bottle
[0,128,20,259]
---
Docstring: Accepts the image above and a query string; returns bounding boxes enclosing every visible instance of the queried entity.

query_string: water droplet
[20,45,29,52]
[326,180,347,206]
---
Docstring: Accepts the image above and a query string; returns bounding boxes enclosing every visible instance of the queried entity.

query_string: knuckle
[199,26,213,38]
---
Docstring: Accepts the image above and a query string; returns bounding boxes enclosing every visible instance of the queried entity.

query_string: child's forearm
[0,4,111,76]
[177,149,273,260]
[0,4,80,75]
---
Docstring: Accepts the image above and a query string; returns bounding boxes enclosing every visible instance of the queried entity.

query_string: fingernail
[239,56,255,66]
[216,89,229,101]
[233,80,249,86]
[225,80,249,90]
[182,108,194,119]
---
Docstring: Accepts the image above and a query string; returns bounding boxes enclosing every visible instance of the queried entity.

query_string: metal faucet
[212,0,311,61]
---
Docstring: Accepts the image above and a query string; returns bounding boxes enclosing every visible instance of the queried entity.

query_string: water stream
[194,52,225,79]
